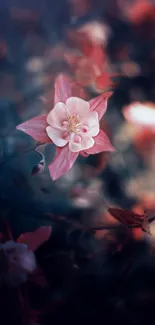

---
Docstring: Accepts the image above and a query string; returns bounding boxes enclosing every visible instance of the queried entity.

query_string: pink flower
[46,97,99,152]
[16,74,115,180]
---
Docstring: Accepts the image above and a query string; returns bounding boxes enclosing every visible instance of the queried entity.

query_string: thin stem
[92,224,141,231]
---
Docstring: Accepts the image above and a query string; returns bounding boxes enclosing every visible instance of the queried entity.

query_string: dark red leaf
[17,226,52,251]
[108,208,144,226]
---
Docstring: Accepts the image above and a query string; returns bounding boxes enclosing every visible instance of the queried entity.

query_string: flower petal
[69,133,94,152]
[16,115,51,143]
[49,146,79,180]
[82,130,115,154]
[46,126,68,147]
[89,92,113,120]
[47,102,68,128]
[54,74,73,104]
[66,97,90,117]
[17,226,52,252]
[4,241,27,253]
[20,251,36,273]
[83,111,99,137]
[55,70,88,100]
[80,151,89,157]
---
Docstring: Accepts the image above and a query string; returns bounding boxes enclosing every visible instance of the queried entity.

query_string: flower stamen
[63,114,81,133]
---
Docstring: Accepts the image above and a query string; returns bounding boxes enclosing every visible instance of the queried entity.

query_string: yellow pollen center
[67,115,81,133]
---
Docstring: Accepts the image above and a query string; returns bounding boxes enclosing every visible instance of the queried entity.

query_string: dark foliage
[0,0,155,324]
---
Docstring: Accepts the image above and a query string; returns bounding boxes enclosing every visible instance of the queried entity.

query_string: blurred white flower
[78,21,111,45]
[0,240,36,287]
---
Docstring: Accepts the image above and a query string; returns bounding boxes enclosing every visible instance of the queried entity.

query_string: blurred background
[0,0,155,237]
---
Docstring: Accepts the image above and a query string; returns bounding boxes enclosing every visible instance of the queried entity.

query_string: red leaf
[16,115,51,143]
[82,130,115,155]
[108,208,144,226]
[48,146,79,180]
[89,92,113,120]
[17,226,52,251]
[54,74,73,105]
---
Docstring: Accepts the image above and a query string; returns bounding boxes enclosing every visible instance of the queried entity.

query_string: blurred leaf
[17,226,52,251]
[108,207,144,226]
